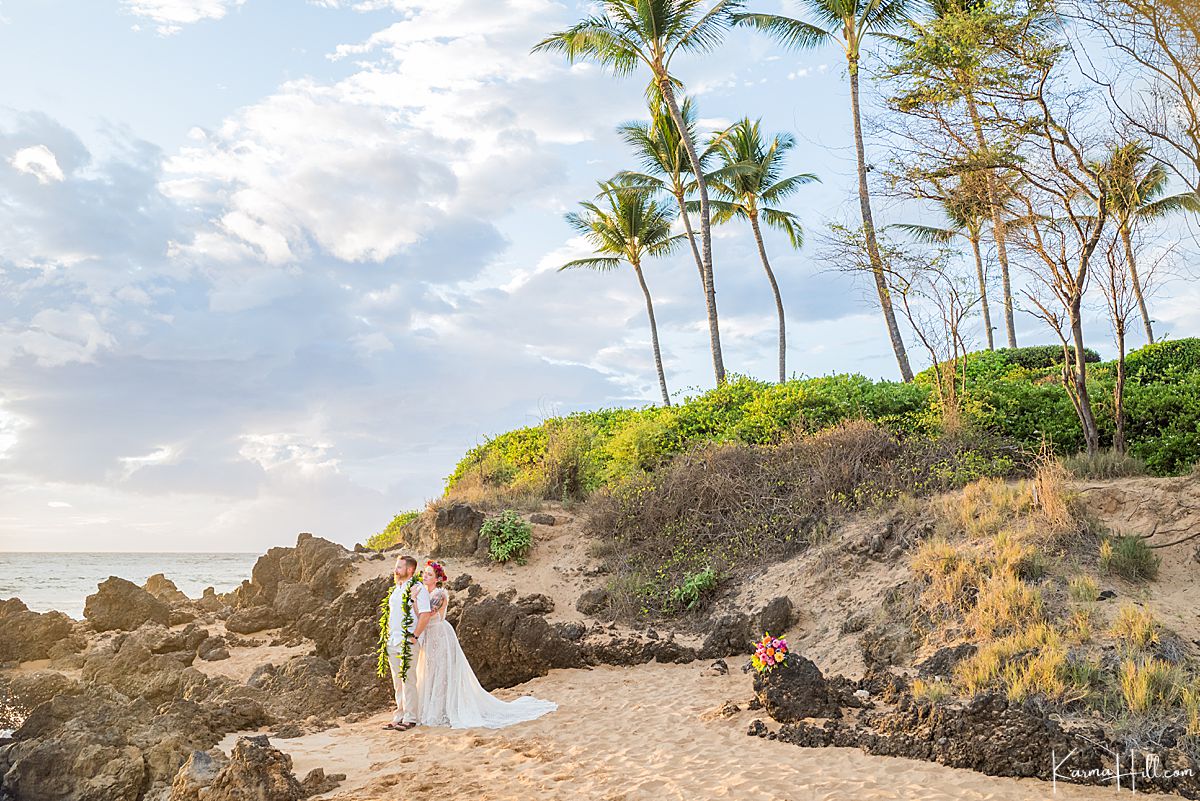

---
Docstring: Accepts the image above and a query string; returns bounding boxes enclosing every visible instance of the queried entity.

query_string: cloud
[123,0,245,35]
[10,145,64,184]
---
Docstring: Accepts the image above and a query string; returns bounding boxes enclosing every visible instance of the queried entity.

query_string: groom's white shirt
[387,581,432,651]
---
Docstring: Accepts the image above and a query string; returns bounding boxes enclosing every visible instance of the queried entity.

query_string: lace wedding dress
[415,586,557,728]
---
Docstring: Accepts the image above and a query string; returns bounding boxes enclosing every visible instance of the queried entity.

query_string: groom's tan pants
[386,646,419,724]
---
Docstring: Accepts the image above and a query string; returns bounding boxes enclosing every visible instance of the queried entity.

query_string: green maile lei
[376,575,422,680]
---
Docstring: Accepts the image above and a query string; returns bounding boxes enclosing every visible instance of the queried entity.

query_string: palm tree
[734,0,916,381]
[1102,141,1200,344]
[561,181,685,407]
[534,0,745,386]
[894,174,996,350]
[704,118,818,383]
[617,98,726,382]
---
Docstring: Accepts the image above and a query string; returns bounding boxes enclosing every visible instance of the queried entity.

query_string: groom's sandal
[382,722,407,731]
[393,722,417,731]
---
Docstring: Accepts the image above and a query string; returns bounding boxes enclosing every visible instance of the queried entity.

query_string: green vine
[376,575,422,680]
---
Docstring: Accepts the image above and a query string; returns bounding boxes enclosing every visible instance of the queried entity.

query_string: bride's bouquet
[751,633,789,673]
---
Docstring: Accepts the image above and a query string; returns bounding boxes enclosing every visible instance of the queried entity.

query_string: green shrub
[669,567,718,611]
[1124,338,1200,384]
[364,510,420,551]
[998,345,1101,370]
[1100,535,1160,581]
[482,510,533,563]
[1063,449,1147,479]
[1124,374,1200,475]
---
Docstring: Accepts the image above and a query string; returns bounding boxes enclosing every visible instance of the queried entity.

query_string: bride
[414,560,557,728]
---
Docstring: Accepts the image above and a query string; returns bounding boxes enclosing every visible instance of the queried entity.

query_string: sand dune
[227,661,1101,801]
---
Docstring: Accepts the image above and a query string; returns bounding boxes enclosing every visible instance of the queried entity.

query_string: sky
[0,0,1196,553]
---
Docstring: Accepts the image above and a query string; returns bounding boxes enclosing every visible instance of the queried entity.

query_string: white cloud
[123,0,245,35]
[0,307,116,367]
[10,145,64,184]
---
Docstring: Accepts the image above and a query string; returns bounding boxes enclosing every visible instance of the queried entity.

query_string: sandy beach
[225,660,1101,801]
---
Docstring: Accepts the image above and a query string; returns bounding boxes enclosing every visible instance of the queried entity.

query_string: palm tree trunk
[749,211,786,383]
[1121,225,1155,344]
[848,61,913,382]
[970,232,995,350]
[674,187,727,378]
[966,93,1017,348]
[659,77,725,385]
[632,261,671,407]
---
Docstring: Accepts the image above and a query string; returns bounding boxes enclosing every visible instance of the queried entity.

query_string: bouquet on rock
[751,633,789,673]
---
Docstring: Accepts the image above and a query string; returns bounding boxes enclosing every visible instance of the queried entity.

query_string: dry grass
[967,572,1045,640]
[1110,604,1161,652]
[1032,454,1078,543]
[1119,658,1181,714]
[1099,535,1160,581]
[912,678,953,703]
[1068,574,1100,602]
[1183,683,1200,737]
[1063,449,1148,479]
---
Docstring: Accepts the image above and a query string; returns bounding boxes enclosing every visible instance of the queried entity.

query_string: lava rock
[516,593,555,615]
[529,513,557,526]
[0,599,78,662]
[84,577,171,633]
[753,654,842,722]
[225,605,282,635]
[916,644,977,678]
[758,596,794,635]
[456,593,582,689]
[575,588,610,616]
[144,573,190,605]
[700,613,753,660]
[202,736,306,801]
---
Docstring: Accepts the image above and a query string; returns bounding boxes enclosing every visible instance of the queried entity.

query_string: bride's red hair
[425,560,448,587]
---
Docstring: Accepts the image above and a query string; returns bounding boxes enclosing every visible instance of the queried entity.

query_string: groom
[384,555,432,732]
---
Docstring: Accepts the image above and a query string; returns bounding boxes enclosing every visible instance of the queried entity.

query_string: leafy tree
[536,0,746,386]
[734,0,917,381]
[885,0,1056,349]
[562,181,685,407]
[705,118,818,382]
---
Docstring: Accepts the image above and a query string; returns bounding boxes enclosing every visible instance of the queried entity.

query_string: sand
[222,660,1101,801]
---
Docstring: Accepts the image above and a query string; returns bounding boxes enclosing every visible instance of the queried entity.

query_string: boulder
[516,594,554,615]
[300,768,345,796]
[753,654,842,722]
[168,749,228,801]
[456,594,582,689]
[272,583,319,621]
[401,503,485,557]
[916,644,977,678]
[529,513,557,526]
[201,736,305,801]
[6,672,83,710]
[0,599,78,662]
[231,535,350,611]
[699,613,753,660]
[144,574,190,605]
[197,636,230,662]
[196,588,225,613]
[84,577,171,633]
[757,596,794,635]
[225,606,282,635]
[575,588,610,616]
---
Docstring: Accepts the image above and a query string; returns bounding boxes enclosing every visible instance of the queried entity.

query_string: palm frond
[1139,190,1200,219]
[891,222,961,244]
[559,257,623,272]
[730,12,833,50]
[761,207,804,248]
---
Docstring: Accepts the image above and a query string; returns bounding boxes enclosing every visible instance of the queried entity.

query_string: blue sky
[0,0,1195,552]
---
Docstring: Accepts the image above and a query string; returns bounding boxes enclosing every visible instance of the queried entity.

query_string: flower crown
[425,560,448,584]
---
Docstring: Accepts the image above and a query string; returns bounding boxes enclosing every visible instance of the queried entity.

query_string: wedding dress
[415,586,557,728]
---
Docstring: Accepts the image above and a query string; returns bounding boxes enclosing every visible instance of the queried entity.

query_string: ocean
[0,552,260,620]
